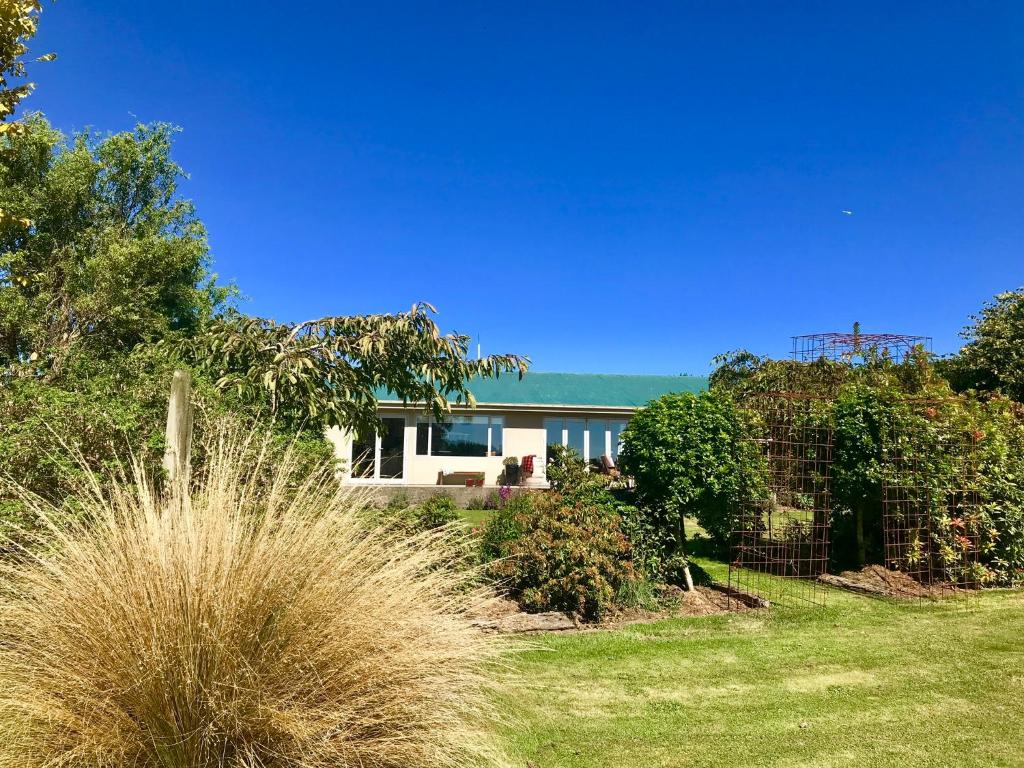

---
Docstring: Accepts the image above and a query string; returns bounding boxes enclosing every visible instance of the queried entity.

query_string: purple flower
[499,485,512,502]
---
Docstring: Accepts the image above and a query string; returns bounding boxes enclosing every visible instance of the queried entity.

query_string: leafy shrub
[486,493,634,621]
[409,493,461,530]
[618,390,763,557]
[0,432,506,768]
[479,491,533,562]
[0,350,334,550]
[545,444,613,503]
[977,397,1024,584]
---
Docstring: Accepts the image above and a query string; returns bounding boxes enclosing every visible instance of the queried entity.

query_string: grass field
[496,560,1024,767]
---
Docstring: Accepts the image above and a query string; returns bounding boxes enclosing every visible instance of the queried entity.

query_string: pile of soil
[470,586,743,634]
[606,586,741,628]
[819,564,942,598]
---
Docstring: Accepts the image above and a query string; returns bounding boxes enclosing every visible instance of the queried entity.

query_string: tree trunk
[679,515,695,591]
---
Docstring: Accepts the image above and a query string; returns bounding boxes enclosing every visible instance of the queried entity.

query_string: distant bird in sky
[841,210,854,215]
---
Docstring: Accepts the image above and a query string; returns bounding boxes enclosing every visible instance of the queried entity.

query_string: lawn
[459,508,492,529]
[497,561,1024,767]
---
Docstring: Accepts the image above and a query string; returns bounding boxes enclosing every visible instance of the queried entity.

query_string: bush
[0,432,506,768]
[0,349,335,551]
[479,491,533,562]
[409,493,461,530]
[618,390,763,558]
[486,493,634,621]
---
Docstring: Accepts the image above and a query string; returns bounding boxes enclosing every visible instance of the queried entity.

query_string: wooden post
[163,370,194,483]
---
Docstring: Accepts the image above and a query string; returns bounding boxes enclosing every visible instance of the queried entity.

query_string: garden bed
[819,564,949,598]
[470,587,741,634]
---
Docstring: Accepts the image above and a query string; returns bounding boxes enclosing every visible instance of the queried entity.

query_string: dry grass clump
[0,433,508,768]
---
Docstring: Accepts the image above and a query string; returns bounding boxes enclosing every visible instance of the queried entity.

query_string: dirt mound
[820,565,938,598]
[470,586,741,634]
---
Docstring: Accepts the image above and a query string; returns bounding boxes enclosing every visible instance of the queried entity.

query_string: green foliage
[485,492,635,621]
[0,349,334,547]
[0,0,51,122]
[174,304,528,435]
[0,116,230,378]
[975,397,1024,583]
[618,390,763,555]
[407,493,461,531]
[710,345,1024,584]
[941,289,1024,402]
[830,385,894,568]
[478,491,532,562]
[545,444,615,504]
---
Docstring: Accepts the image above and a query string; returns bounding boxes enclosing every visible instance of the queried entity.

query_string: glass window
[416,416,503,457]
[351,432,375,478]
[416,420,430,455]
[588,420,609,462]
[379,418,405,479]
[544,417,563,463]
[490,418,503,456]
[565,418,585,459]
[610,420,628,459]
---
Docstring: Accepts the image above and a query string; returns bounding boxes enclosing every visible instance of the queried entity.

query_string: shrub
[0,351,335,552]
[618,390,763,557]
[479,491,533,562]
[409,493,461,530]
[486,493,634,621]
[0,433,506,768]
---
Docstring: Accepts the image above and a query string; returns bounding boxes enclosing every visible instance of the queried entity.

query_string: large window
[416,415,503,457]
[544,417,629,464]
[350,417,405,481]
[544,421,630,462]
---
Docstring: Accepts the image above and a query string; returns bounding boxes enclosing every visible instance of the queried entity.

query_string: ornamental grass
[0,432,507,768]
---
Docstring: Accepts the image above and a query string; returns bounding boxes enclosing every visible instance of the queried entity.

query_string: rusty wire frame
[728,393,834,608]
[881,399,984,602]
[792,332,932,363]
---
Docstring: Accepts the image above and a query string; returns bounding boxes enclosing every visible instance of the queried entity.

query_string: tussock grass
[0,432,508,768]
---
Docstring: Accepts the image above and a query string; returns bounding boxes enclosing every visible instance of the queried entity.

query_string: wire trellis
[881,399,984,603]
[728,393,834,608]
[792,332,931,364]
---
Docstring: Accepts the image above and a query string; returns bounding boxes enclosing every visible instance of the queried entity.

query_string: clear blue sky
[27,2,1024,374]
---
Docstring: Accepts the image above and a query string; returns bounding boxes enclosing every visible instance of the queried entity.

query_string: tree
[618,390,763,557]
[0,0,54,228]
[177,305,529,436]
[941,289,1024,402]
[0,0,52,121]
[0,116,229,379]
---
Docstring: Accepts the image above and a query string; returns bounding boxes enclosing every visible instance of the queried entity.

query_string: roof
[377,372,708,409]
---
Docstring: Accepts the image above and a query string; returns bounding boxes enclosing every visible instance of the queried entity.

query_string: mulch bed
[818,564,949,598]
[470,586,744,634]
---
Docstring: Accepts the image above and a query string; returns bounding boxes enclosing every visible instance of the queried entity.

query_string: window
[566,418,585,458]
[545,417,630,463]
[544,417,563,464]
[588,420,609,461]
[416,415,503,457]
[609,420,628,459]
[350,417,406,481]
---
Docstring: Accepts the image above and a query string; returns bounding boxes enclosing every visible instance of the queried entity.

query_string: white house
[327,372,707,488]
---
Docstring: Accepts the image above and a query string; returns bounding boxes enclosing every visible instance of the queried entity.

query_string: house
[327,372,707,489]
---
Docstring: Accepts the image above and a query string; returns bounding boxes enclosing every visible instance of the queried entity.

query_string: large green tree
[0,116,228,379]
[941,289,1024,402]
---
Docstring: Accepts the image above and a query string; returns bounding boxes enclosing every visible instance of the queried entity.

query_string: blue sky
[27,2,1024,374]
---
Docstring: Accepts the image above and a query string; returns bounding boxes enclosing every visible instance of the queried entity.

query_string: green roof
[378,372,708,409]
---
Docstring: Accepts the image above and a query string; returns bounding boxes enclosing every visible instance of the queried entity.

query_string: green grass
[498,561,1024,767]
[459,508,492,529]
